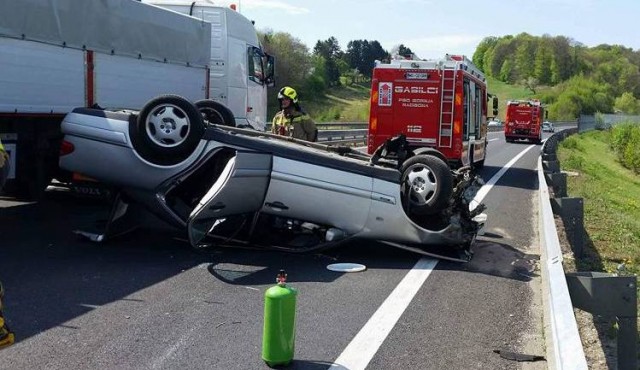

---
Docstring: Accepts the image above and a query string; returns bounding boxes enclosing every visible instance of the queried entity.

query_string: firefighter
[271,86,318,142]
[0,281,15,349]
[0,138,9,193]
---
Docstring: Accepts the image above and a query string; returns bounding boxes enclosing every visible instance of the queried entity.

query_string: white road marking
[488,138,499,142]
[471,144,537,207]
[151,325,197,369]
[329,258,438,370]
[330,143,538,370]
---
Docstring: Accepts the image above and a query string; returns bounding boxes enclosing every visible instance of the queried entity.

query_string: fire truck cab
[368,54,498,169]
[504,99,544,144]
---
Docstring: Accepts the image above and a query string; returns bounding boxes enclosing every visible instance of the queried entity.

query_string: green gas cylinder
[262,270,298,367]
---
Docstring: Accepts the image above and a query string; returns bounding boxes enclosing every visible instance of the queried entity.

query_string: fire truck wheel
[400,155,453,216]
[194,99,236,127]
[132,95,205,166]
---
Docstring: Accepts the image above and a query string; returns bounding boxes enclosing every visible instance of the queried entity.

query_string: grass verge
[557,128,639,366]
[557,130,640,275]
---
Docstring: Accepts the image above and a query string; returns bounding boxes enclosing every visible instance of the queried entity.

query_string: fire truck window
[463,80,470,139]
[474,85,482,135]
[468,82,477,137]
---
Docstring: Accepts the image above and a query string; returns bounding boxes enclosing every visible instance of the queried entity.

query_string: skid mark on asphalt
[330,143,538,370]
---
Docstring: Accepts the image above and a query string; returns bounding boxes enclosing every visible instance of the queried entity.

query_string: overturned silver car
[59,95,486,261]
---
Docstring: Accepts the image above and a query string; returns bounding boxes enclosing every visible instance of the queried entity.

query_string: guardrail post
[551,172,567,198]
[543,160,560,173]
[566,272,638,370]
[544,136,559,154]
[542,152,557,161]
[550,197,584,257]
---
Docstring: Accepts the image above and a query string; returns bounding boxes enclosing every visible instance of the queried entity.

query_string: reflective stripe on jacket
[271,110,317,142]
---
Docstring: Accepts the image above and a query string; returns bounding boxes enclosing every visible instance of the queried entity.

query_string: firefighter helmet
[277,86,298,104]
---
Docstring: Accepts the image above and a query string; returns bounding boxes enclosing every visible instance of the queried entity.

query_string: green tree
[395,44,414,58]
[258,30,312,115]
[514,33,535,79]
[313,37,342,86]
[485,36,516,78]
[499,59,513,82]
[472,36,498,72]
[614,92,640,114]
[522,77,539,94]
[547,75,614,119]
[550,36,574,81]
[534,41,552,84]
[345,39,388,79]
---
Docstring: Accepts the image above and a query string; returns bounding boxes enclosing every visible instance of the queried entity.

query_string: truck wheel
[194,99,235,127]
[400,155,453,216]
[132,95,204,166]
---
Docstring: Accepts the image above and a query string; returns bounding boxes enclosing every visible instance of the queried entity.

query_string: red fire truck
[504,99,544,144]
[368,54,498,169]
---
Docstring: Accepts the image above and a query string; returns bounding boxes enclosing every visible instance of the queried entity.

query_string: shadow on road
[478,165,539,191]
[0,191,421,344]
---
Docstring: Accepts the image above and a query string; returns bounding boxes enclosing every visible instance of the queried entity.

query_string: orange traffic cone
[0,282,15,349]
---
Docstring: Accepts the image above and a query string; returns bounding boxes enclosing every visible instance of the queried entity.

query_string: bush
[561,135,581,151]
[610,123,640,173]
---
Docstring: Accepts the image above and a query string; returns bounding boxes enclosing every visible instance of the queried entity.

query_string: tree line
[473,33,640,119]
[259,31,414,113]
[260,29,640,121]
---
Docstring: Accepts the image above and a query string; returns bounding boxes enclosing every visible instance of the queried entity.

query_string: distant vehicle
[504,99,545,144]
[542,121,555,132]
[487,119,503,127]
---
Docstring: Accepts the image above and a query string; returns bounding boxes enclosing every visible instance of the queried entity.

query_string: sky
[216,0,640,60]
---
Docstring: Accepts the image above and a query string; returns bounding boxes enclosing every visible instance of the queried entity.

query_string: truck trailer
[0,0,274,198]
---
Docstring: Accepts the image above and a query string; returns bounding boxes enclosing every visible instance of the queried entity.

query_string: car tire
[194,99,236,127]
[131,95,204,166]
[400,155,453,216]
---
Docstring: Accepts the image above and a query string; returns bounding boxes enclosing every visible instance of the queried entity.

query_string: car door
[187,151,271,246]
[262,156,373,234]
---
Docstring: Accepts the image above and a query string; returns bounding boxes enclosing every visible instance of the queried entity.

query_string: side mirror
[492,96,499,117]
[264,55,276,87]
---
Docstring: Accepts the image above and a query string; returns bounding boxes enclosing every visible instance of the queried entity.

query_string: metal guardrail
[538,137,588,369]
[538,129,588,370]
[265,120,578,147]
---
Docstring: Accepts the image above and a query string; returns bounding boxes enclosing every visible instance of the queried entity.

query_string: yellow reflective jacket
[272,110,317,142]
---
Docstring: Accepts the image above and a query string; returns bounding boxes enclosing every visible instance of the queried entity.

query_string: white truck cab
[144,0,275,131]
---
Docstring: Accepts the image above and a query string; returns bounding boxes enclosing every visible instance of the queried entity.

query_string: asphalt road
[0,131,555,370]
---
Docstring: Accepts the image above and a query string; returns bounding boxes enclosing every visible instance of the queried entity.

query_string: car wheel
[194,99,236,127]
[400,155,453,216]
[132,95,204,166]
